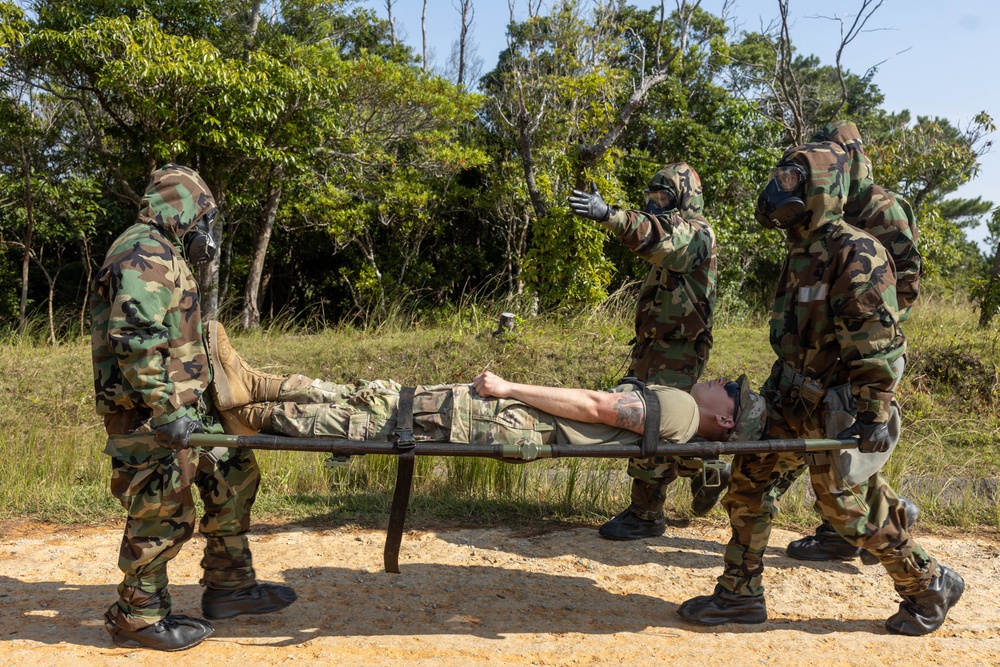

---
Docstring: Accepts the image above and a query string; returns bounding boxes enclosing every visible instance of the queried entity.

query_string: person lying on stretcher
[206,322,767,449]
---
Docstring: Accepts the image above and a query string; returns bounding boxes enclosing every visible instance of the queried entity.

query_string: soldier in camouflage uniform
[205,323,766,459]
[812,120,921,318]
[91,165,296,652]
[676,143,963,636]
[776,121,923,562]
[567,163,727,541]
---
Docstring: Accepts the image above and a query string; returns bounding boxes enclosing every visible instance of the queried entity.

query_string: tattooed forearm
[611,394,645,433]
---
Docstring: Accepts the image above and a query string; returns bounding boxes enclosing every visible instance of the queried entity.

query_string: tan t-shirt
[553,384,699,445]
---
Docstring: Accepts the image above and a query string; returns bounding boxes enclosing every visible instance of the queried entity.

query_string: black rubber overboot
[105,610,214,652]
[886,565,964,636]
[788,495,922,564]
[677,585,768,625]
[598,478,667,540]
[598,508,667,540]
[786,520,865,561]
[202,583,297,621]
[690,461,731,517]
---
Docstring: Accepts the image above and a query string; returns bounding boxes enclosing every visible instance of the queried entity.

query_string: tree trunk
[421,0,429,74]
[219,221,234,309]
[457,0,472,87]
[979,241,1000,327]
[30,246,60,346]
[79,236,92,338]
[46,279,56,345]
[198,183,227,320]
[17,146,35,336]
[517,113,547,220]
[240,168,283,330]
[197,244,221,320]
[385,0,397,47]
[244,1,261,55]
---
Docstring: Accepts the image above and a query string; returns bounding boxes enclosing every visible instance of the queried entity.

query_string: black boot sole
[786,550,863,562]
[110,627,214,652]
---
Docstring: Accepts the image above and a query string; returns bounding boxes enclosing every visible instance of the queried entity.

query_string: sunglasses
[725,380,741,430]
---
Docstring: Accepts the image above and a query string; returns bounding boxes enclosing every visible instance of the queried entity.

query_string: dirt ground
[1,519,998,667]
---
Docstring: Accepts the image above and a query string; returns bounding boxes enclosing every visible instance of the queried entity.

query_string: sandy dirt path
[1,520,998,666]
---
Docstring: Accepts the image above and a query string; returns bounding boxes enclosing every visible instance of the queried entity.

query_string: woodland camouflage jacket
[765,143,906,425]
[600,162,716,349]
[811,121,921,320]
[90,165,217,431]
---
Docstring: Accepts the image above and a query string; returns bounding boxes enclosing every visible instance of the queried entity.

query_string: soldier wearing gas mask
[568,163,726,539]
[778,120,922,563]
[91,164,295,651]
[677,143,963,636]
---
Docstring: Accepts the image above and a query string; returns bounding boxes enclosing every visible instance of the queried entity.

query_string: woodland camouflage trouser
[270,379,566,447]
[761,357,909,517]
[718,446,936,597]
[626,338,710,519]
[106,443,260,631]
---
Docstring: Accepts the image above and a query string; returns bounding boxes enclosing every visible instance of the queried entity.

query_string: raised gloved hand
[153,415,205,449]
[837,417,892,453]
[567,185,612,222]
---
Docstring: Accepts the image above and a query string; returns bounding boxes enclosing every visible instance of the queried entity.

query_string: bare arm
[471,371,646,434]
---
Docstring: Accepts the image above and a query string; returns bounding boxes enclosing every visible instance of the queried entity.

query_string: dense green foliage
[0,0,993,335]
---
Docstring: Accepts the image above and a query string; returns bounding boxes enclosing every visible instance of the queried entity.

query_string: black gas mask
[184,208,218,265]
[754,164,808,229]
[643,187,676,216]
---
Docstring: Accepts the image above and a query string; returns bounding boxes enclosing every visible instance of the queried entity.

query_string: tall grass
[1,293,998,532]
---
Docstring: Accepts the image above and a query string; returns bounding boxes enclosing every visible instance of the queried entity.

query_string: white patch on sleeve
[798,284,829,301]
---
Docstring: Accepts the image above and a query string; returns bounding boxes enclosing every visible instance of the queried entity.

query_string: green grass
[1,295,998,534]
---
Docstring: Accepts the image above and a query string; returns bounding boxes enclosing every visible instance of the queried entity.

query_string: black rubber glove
[837,418,892,453]
[153,415,204,449]
[567,185,612,222]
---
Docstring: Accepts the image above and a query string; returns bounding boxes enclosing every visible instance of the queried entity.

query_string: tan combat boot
[218,403,276,436]
[207,321,286,410]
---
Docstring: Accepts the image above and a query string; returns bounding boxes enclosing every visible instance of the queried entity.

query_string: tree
[445,0,481,88]
[480,1,727,309]
[9,3,349,328]
[726,0,888,145]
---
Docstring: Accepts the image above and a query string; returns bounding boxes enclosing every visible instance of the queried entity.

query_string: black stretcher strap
[384,386,417,573]
[641,386,660,459]
[617,376,659,460]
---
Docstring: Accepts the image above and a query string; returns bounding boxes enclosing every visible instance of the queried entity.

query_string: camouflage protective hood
[647,162,704,218]
[779,141,850,236]
[810,120,873,203]
[136,164,217,243]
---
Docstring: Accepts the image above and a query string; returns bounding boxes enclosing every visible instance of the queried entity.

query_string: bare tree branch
[421,0,429,74]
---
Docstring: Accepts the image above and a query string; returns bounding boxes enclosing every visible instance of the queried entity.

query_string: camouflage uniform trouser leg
[719,451,805,596]
[807,451,936,595]
[269,381,558,447]
[106,446,261,631]
[719,450,935,596]
[626,340,709,520]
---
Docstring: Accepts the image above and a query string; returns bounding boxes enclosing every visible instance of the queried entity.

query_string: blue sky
[360,0,998,250]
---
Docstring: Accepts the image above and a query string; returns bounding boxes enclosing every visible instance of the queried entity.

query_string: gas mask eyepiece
[643,187,676,216]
